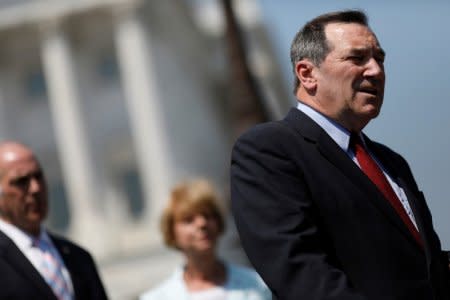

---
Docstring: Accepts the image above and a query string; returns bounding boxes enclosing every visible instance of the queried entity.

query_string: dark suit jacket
[231,108,450,300]
[0,230,108,300]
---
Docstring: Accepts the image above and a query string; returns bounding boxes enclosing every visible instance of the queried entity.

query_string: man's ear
[295,60,317,91]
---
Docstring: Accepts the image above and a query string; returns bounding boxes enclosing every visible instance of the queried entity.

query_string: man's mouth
[359,87,378,96]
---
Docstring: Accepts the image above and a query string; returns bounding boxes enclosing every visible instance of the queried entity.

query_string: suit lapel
[395,179,432,259]
[0,231,57,300]
[284,108,421,249]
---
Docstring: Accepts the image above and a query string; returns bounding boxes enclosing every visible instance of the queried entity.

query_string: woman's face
[173,209,221,255]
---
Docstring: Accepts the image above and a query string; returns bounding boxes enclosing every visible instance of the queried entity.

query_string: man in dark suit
[0,141,108,300]
[231,10,450,300]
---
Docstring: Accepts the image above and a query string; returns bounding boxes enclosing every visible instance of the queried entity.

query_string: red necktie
[350,133,422,247]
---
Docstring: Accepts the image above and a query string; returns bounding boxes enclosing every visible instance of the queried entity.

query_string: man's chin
[26,213,46,226]
[368,109,381,119]
[362,104,381,119]
[26,206,47,220]
[19,221,42,236]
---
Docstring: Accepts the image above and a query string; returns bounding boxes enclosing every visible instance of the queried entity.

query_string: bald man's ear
[295,60,317,91]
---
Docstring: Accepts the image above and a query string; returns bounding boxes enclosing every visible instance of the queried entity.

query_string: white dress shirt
[296,102,418,228]
[190,286,226,300]
[0,219,74,296]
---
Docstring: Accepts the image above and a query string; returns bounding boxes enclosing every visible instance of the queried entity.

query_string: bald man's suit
[231,108,450,300]
[0,230,108,300]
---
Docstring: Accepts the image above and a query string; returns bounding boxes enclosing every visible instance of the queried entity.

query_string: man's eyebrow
[348,47,386,58]
[10,169,40,178]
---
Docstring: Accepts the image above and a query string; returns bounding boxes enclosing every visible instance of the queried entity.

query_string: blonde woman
[140,179,271,300]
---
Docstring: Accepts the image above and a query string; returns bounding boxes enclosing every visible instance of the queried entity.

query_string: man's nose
[28,177,42,193]
[364,57,384,78]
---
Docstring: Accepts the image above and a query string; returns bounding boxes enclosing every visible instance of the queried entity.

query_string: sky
[257,0,450,248]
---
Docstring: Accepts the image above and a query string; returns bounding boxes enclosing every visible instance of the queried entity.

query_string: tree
[220,0,269,137]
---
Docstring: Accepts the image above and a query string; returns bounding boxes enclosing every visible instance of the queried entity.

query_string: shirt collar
[296,101,365,152]
[0,219,46,249]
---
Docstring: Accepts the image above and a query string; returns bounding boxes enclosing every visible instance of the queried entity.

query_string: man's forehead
[0,150,40,175]
[0,144,35,162]
[4,158,40,172]
[325,22,378,42]
[325,22,383,52]
[2,151,22,162]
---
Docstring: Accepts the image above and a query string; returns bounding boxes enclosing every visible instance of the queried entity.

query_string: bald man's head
[0,141,48,236]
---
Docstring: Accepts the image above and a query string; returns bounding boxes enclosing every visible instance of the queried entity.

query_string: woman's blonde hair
[160,179,225,249]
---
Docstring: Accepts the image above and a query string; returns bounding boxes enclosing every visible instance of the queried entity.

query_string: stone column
[113,3,173,247]
[0,77,10,141]
[40,20,108,256]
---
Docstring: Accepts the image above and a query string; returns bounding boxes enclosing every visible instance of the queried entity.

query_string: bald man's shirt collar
[0,219,56,251]
[0,219,74,296]
[0,218,35,249]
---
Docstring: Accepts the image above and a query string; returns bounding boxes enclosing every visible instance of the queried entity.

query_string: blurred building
[0,0,290,298]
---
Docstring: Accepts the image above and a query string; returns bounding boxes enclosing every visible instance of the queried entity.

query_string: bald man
[0,141,108,300]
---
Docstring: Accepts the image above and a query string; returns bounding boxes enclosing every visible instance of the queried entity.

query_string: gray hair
[290,10,369,94]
